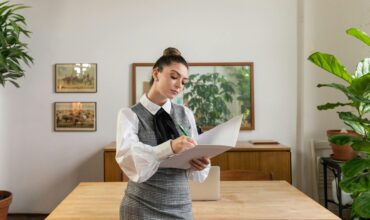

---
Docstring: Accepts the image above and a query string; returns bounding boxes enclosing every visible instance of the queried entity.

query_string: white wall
[299,0,370,195]
[0,0,298,213]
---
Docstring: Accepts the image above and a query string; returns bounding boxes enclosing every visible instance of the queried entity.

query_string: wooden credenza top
[104,142,117,152]
[105,141,290,152]
[233,141,290,151]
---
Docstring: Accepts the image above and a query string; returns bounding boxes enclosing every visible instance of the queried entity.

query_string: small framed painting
[55,63,97,93]
[54,102,96,131]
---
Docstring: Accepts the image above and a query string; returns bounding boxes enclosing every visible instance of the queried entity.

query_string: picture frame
[54,102,97,131]
[132,62,254,130]
[55,63,97,93]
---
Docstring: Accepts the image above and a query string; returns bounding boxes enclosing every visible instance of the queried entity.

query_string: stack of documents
[159,115,242,169]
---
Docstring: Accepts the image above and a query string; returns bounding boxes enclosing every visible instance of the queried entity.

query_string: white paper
[159,115,242,169]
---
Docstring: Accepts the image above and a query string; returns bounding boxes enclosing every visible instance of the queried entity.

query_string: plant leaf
[347,27,370,47]
[348,74,370,96]
[9,5,30,12]
[341,157,370,178]
[340,173,370,194]
[338,112,370,125]
[354,58,370,78]
[352,141,370,154]
[352,191,370,218]
[308,52,352,83]
[0,2,9,9]
[317,102,352,110]
[328,134,362,145]
[359,91,370,115]
[318,83,370,104]
[338,112,369,135]
[360,103,370,115]
[8,79,19,88]
[344,121,366,136]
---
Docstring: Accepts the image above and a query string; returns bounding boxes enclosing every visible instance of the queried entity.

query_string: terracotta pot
[326,130,359,161]
[0,191,12,220]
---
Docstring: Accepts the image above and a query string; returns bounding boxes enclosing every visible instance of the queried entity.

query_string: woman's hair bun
[163,47,182,56]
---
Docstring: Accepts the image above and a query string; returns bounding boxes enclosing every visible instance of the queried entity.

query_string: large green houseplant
[308,28,370,219]
[0,1,32,219]
[0,1,33,88]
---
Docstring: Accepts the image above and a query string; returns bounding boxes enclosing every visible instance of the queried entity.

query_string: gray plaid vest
[120,102,193,220]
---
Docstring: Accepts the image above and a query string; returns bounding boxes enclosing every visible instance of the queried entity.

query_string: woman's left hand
[190,157,210,171]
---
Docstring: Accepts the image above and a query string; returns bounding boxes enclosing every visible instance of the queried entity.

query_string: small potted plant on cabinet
[308,27,370,219]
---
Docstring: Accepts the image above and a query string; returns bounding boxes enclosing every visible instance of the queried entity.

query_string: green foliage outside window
[184,72,235,127]
[183,66,251,129]
[230,66,251,125]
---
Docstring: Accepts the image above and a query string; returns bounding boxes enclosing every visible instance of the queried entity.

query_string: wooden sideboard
[104,141,292,183]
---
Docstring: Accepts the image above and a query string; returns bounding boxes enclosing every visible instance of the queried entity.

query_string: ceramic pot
[326,130,359,161]
[0,191,12,220]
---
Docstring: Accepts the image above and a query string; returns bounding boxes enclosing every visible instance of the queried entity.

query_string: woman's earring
[155,77,159,81]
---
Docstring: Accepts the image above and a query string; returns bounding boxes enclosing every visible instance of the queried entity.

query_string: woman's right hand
[170,135,197,154]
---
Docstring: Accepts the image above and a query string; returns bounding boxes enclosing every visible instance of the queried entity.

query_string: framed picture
[132,62,254,130]
[54,102,97,131]
[55,63,97,93]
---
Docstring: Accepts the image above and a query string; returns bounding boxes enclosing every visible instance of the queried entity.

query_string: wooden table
[47,181,339,220]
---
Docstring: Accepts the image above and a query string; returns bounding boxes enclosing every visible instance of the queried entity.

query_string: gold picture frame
[54,102,97,131]
[55,63,97,93]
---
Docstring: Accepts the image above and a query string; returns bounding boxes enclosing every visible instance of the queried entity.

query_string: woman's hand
[190,157,210,171]
[171,135,197,154]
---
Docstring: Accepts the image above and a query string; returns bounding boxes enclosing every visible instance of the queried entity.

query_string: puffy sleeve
[184,106,211,183]
[115,108,174,183]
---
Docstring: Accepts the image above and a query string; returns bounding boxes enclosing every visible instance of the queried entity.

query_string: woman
[116,47,210,220]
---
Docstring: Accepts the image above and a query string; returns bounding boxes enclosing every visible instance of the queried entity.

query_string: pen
[177,124,189,136]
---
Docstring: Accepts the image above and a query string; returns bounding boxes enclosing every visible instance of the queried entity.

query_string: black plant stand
[321,157,352,219]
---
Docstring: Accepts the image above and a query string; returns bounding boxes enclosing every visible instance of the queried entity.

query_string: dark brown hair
[150,47,189,85]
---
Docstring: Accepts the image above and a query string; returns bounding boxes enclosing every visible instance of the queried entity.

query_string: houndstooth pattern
[120,102,193,220]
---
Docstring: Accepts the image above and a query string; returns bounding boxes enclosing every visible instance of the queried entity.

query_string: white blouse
[116,95,210,183]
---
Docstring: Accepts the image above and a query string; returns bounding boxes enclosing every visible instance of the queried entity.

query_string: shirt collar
[139,94,172,115]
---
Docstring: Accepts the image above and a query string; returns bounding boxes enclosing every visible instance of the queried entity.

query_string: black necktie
[153,108,180,144]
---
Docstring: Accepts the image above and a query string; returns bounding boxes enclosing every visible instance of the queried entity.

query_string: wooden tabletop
[46,181,339,220]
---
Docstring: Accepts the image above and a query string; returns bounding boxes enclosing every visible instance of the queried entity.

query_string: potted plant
[0,1,33,219]
[326,129,359,161]
[308,28,370,219]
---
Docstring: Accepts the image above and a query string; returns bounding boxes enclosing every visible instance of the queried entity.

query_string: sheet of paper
[195,115,242,146]
[159,115,242,169]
